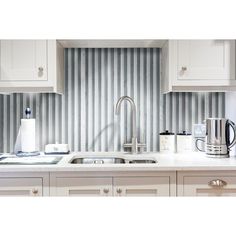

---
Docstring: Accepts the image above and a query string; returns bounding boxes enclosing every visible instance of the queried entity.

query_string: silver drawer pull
[208,179,227,188]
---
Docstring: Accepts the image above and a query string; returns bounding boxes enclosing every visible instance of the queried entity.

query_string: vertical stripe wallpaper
[0,48,225,153]
[160,92,225,134]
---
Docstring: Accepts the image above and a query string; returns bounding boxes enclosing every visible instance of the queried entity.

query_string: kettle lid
[159,130,174,135]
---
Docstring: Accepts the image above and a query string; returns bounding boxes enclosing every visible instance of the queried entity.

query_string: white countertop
[1,152,236,172]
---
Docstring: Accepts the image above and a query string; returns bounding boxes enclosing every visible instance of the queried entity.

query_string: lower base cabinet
[0,173,49,196]
[177,171,236,196]
[114,177,171,196]
[3,170,236,197]
[0,178,43,196]
[50,172,176,197]
[54,177,113,196]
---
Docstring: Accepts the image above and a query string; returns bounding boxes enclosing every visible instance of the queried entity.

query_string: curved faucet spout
[115,96,137,141]
[115,96,146,154]
[115,96,136,114]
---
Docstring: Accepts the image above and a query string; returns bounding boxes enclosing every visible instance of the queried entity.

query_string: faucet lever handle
[137,143,146,153]
[123,143,133,148]
[137,143,146,147]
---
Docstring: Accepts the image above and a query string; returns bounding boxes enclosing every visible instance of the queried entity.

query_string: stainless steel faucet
[115,96,146,154]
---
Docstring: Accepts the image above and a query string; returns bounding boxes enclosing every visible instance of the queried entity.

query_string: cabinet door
[0,40,47,81]
[113,177,170,196]
[0,178,43,196]
[176,40,235,84]
[179,175,236,196]
[55,177,113,196]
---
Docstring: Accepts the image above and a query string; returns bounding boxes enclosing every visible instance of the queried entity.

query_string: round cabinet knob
[103,188,109,194]
[32,189,39,195]
[116,188,122,194]
[181,66,187,71]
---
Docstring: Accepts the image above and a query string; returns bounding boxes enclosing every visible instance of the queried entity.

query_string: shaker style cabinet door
[176,40,235,84]
[0,178,43,196]
[54,177,113,196]
[113,177,171,196]
[161,40,236,93]
[178,172,236,196]
[0,40,47,81]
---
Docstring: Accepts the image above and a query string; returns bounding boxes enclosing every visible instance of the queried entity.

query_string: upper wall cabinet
[161,40,236,93]
[0,40,64,93]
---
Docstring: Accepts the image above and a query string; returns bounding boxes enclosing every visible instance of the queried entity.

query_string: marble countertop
[1,152,236,172]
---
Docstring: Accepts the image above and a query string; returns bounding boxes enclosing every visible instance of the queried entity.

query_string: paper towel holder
[14,107,40,157]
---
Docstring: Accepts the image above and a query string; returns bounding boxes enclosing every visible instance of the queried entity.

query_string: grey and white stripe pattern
[0,48,225,153]
[160,92,225,133]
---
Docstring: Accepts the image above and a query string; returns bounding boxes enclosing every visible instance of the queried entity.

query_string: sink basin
[69,156,157,164]
[128,159,157,164]
[70,157,126,164]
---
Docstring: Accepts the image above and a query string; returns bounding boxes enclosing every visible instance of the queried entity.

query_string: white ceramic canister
[159,130,175,153]
[176,131,193,153]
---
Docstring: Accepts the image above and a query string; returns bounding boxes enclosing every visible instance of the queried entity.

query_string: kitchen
[0,39,236,197]
[2,1,236,236]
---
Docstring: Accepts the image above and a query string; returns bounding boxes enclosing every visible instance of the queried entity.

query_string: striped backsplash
[160,92,225,134]
[0,48,225,153]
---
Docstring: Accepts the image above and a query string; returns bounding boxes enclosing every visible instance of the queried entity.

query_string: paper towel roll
[21,119,36,152]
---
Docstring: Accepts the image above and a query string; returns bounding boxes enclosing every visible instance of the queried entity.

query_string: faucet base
[123,138,146,154]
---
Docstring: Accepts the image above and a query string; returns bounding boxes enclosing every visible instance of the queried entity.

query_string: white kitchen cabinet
[0,40,64,93]
[0,178,43,196]
[161,40,236,93]
[113,176,171,196]
[177,171,236,196]
[0,40,47,81]
[53,177,113,196]
[0,172,49,196]
[50,172,176,196]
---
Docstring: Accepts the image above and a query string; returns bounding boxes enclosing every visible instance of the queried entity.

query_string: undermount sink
[70,157,126,164]
[69,156,157,164]
[128,159,157,164]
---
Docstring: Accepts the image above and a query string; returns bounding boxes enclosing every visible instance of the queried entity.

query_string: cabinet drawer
[114,177,171,196]
[0,178,43,196]
[178,172,236,196]
[55,177,113,196]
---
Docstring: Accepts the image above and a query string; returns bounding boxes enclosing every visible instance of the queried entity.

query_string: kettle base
[206,153,229,158]
[206,144,229,158]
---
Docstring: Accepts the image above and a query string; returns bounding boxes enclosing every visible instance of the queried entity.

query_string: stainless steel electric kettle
[196,118,236,157]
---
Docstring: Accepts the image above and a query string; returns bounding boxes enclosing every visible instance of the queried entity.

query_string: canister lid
[159,130,174,135]
[177,131,191,135]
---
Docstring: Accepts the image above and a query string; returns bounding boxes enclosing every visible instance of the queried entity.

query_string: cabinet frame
[161,40,236,93]
[0,40,64,94]
[0,172,50,196]
[50,171,177,197]
[177,170,236,196]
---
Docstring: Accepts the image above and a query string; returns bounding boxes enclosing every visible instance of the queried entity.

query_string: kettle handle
[227,120,236,148]
[195,138,205,152]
